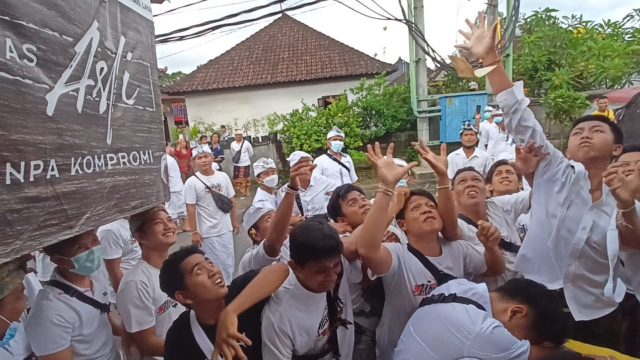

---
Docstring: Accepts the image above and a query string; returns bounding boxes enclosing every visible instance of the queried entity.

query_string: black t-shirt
[164,270,267,360]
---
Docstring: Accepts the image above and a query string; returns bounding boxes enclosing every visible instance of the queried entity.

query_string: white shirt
[184,171,235,237]
[116,261,185,360]
[98,219,142,272]
[163,155,184,193]
[447,147,493,180]
[276,173,339,217]
[25,270,117,360]
[313,153,358,185]
[394,279,530,360]
[0,321,31,360]
[479,121,499,150]
[261,258,360,359]
[375,240,487,360]
[487,128,515,160]
[236,241,281,276]
[230,140,254,166]
[252,188,278,209]
[458,191,530,290]
[499,82,623,321]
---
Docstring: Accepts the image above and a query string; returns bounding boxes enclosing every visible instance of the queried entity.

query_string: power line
[157,0,265,17]
[156,0,328,44]
[154,0,210,17]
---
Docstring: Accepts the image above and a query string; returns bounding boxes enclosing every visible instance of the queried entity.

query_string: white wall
[184,78,365,135]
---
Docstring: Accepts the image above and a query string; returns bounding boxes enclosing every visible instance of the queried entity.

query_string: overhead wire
[154,0,210,17]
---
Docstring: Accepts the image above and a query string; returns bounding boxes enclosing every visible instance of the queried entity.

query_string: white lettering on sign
[45,20,141,145]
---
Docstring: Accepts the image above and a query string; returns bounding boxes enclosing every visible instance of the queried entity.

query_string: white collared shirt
[499,82,625,320]
[276,173,339,217]
[313,153,358,185]
[447,147,493,180]
[252,187,278,209]
[479,121,499,150]
[230,140,254,166]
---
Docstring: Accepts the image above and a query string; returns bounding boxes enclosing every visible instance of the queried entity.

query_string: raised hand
[289,161,315,188]
[366,142,418,189]
[389,187,411,219]
[604,162,640,209]
[515,142,548,176]
[455,11,499,62]
[412,141,448,179]
[212,310,252,360]
[476,220,501,249]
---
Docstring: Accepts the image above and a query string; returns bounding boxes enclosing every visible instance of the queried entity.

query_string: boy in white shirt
[251,158,279,209]
[185,145,240,283]
[26,230,122,360]
[314,127,358,185]
[447,122,492,179]
[98,218,141,294]
[479,106,499,150]
[116,207,185,360]
[353,142,506,360]
[162,144,188,231]
[457,13,634,350]
[238,160,316,275]
[260,219,360,359]
[395,278,571,360]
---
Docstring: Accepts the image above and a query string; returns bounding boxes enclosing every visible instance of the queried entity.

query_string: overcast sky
[152,0,636,74]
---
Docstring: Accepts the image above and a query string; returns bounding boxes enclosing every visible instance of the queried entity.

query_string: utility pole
[408,0,430,144]
[504,0,514,80]
[485,0,499,94]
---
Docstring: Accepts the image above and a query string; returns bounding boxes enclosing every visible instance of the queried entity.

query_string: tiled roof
[166,14,393,94]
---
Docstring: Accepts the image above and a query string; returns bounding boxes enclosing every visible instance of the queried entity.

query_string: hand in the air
[514,142,548,176]
[604,162,640,210]
[477,220,501,249]
[366,142,418,189]
[455,11,500,62]
[412,141,448,179]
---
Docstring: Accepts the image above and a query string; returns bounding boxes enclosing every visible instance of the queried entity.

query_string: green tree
[514,8,640,134]
[159,70,186,88]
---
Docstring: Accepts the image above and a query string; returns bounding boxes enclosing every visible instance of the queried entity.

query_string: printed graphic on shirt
[205,183,224,194]
[316,296,352,337]
[517,223,528,241]
[157,298,181,316]
[413,281,438,297]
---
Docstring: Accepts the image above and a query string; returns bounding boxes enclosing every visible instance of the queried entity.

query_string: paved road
[170,195,254,275]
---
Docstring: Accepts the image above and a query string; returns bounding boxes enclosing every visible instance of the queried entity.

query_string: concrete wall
[184,78,365,136]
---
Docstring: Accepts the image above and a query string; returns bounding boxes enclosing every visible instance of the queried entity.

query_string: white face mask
[0,316,29,358]
[330,141,344,153]
[263,174,279,188]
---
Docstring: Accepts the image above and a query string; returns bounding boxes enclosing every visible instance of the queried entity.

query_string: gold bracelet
[377,184,394,193]
[436,183,451,190]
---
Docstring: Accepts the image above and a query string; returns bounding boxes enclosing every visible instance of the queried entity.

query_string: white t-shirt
[261,258,360,359]
[230,140,254,166]
[252,188,278,209]
[164,155,184,193]
[25,270,118,360]
[276,173,339,217]
[98,219,142,272]
[184,171,235,237]
[447,147,492,180]
[313,153,358,185]
[479,121,498,150]
[236,241,280,276]
[376,241,487,360]
[458,191,530,289]
[487,129,515,160]
[394,279,530,360]
[116,261,185,360]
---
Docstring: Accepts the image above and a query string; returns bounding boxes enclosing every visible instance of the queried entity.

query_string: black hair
[595,95,608,101]
[43,233,85,257]
[327,184,365,222]
[451,166,484,187]
[485,160,522,184]
[622,144,640,154]
[159,246,205,301]
[199,134,208,141]
[494,278,570,346]
[289,219,343,267]
[396,189,438,220]
[571,114,623,145]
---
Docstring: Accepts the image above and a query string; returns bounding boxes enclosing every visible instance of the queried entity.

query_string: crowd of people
[2,13,640,360]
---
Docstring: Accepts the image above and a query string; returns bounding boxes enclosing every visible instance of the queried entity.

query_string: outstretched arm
[605,162,640,249]
[354,143,417,275]
[263,162,315,257]
[413,141,459,241]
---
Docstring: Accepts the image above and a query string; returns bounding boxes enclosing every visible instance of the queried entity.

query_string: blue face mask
[494,116,504,124]
[330,141,344,153]
[396,179,409,188]
[69,247,103,276]
[483,112,492,120]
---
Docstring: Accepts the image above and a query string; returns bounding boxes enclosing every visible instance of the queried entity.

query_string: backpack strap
[419,292,486,312]
[45,280,110,313]
[406,244,457,286]
[295,193,305,216]
[324,153,351,174]
[458,214,520,254]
